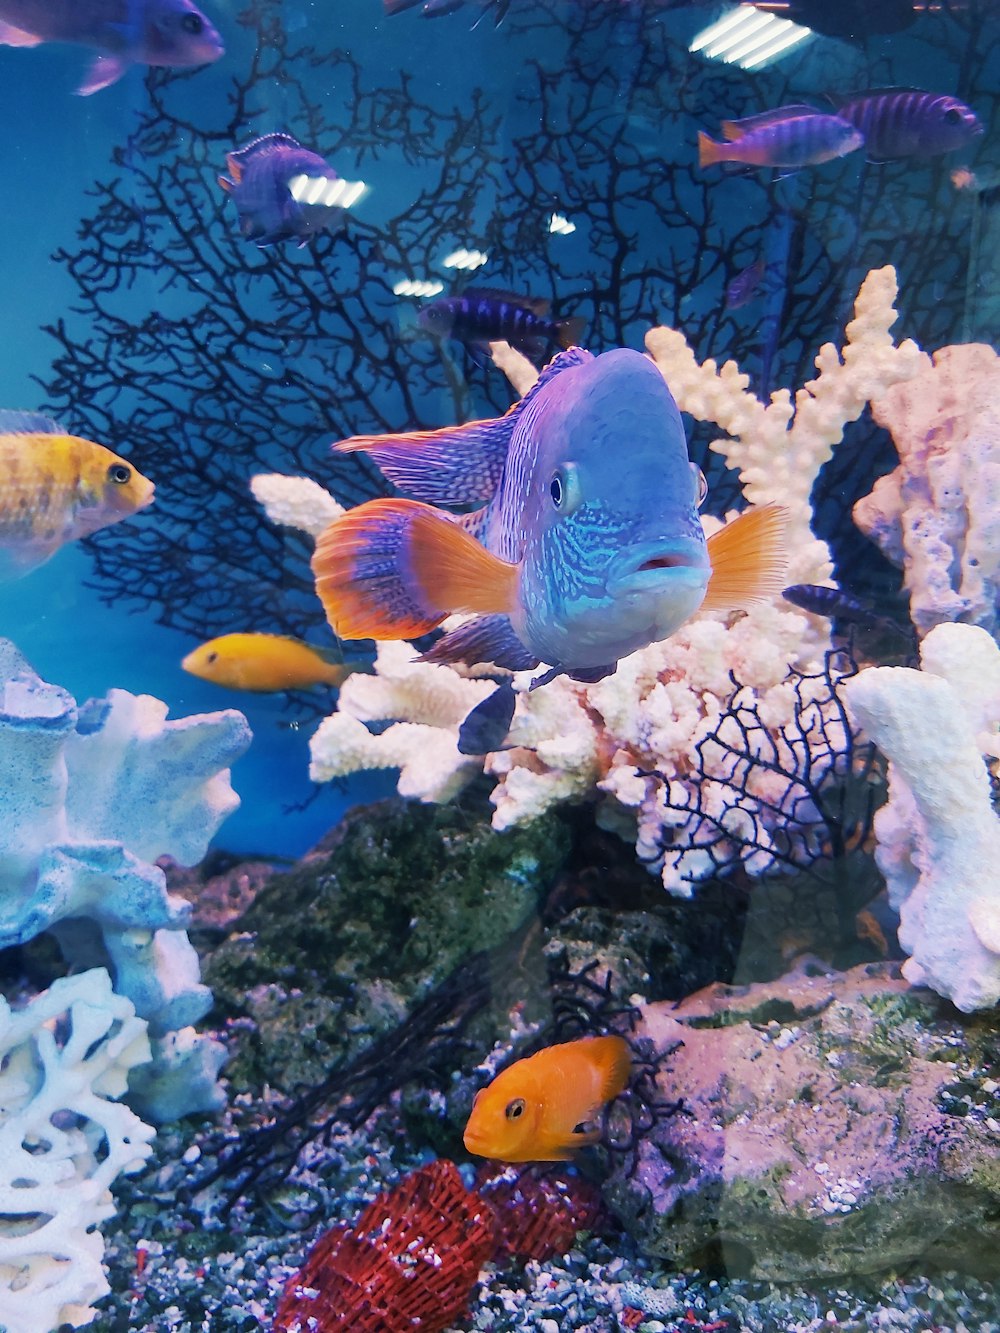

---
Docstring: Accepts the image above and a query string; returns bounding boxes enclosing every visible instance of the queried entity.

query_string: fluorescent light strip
[443,248,488,270]
[724,16,791,62]
[393,278,444,298]
[707,12,775,59]
[742,25,811,67]
[689,4,758,52]
[288,175,367,208]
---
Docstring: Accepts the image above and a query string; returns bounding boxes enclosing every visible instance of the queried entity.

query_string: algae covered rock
[205,797,570,1091]
[606,960,1000,1279]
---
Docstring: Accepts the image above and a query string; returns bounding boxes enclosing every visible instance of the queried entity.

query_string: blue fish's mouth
[608,541,710,595]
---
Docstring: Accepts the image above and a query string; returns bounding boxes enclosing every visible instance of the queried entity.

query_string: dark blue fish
[218,133,345,248]
[749,0,916,39]
[835,89,983,162]
[457,679,517,755]
[726,259,766,311]
[782,584,912,640]
[417,288,586,360]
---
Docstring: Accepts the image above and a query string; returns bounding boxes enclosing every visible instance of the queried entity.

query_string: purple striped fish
[699,105,863,171]
[311,347,787,687]
[835,89,982,161]
[417,288,585,359]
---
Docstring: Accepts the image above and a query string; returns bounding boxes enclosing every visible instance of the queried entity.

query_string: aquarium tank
[1,0,999,1329]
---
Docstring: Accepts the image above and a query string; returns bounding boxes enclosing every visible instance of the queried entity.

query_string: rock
[605,960,1000,1279]
[204,797,571,1091]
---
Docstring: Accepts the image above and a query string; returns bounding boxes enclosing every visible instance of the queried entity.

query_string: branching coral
[0,638,249,1119]
[844,622,1000,1011]
[0,969,155,1333]
[854,342,1000,635]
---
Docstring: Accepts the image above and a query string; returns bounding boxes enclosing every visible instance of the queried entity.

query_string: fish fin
[336,415,515,506]
[420,614,539,671]
[698,131,725,168]
[589,1034,632,1103]
[462,286,551,317]
[77,53,127,95]
[720,104,824,139]
[457,679,518,756]
[0,410,63,435]
[555,316,587,350]
[701,503,789,613]
[311,497,518,640]
[0,20,41,46]
[225,152,245,183]
[217,175,235,194]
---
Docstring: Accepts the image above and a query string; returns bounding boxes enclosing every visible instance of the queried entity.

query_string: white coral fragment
[844,623,1000,1011]
[250,472,345,539]
[0,969,155,1333]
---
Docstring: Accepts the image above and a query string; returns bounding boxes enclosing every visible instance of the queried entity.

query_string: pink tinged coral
[844,623,1000,1011]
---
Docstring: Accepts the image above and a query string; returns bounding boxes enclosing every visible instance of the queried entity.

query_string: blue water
[0,0,995,859]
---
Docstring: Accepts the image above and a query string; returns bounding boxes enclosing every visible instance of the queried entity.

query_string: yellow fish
[182,632,368,693]
[0,412,154,579]
[463,1034,631,1163]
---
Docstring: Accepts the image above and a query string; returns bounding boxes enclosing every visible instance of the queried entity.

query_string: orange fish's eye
[504,1097,526,1120]
[108,463,132,485]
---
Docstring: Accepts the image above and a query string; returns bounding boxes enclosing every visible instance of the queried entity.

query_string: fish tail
[311,497,518,641]
[555,316,587,349]
[701,503,789,613]
[698,131,726,168]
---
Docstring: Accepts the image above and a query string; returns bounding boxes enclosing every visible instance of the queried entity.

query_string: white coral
[0,969,155,1333]
[844,623,1000,1011]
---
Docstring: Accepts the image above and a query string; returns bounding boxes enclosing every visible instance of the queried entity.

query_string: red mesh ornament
[273,1160,496,1332]
[475,1164,604,1264]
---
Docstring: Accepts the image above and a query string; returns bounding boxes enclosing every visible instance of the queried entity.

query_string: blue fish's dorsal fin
[721,104,825,140]
[334,346,591,507]
[0,410,64,435]
[228,132,306,165]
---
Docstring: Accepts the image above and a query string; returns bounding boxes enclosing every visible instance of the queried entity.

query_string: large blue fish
[0,0,223,94]
[218,133,345,248]
[312,348,787,686]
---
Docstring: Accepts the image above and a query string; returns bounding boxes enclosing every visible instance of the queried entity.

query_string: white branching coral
[853,342,1000,636]
[310,640,498,802]
[0,969,155,1333]
[256,266,926,897]
[645,263,927,587]
[845,623,1000,1011]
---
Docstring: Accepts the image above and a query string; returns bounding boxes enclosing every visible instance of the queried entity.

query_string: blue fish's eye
[548,463,582,514]
[943,106,962,125]
[505,1097,526,1120]
[691,463,708,510]
[181,12,203,32]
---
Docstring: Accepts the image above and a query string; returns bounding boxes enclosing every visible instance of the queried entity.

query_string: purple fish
[417,288,586,360]
[699,105,864,171]
[725,259,766,310]
[218,133,345,248]
[835,89,983,162]
[0,0,223,94]
[311,348,788,687]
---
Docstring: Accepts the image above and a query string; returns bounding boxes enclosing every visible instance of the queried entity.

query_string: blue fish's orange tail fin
[311,497,519,641]
[700,503,789,613]
[698,130,726,168]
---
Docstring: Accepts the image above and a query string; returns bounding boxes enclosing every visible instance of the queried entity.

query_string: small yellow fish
[182,632,367,693]
[0,412,154,579]
[463,1034,631,1163]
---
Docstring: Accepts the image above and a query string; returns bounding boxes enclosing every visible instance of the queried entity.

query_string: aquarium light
[689,4,811,69]
[549,213,576,236]
[288,175,369,209]
[443,248,488,270]
[393,278,445,298]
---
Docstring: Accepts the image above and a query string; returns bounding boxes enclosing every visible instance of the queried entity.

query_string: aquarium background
[1,0,995,858]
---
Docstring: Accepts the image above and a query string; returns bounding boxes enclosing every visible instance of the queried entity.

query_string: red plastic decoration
[272,1160,496,1332]
[475,1163,604,1263]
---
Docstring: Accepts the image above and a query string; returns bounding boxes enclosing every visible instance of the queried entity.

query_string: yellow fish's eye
[108,463,132,485]
[504,1097,526,1120]
[207,652,218,663]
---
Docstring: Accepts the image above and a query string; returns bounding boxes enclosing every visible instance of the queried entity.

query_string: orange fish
[182,632,368,693]
[463,1034,631,1163]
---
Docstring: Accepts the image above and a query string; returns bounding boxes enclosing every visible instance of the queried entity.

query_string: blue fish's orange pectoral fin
[700,503,789,613]
[312,497,519,641]
[335,416,515,506]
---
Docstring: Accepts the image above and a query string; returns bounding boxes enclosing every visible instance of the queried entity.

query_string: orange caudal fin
[698,130,726,168]
[311,497,519,641]
[701,503,789,614]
